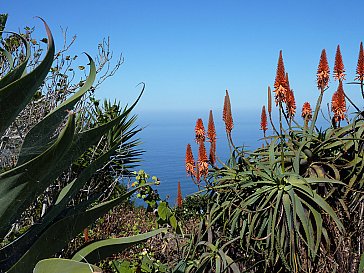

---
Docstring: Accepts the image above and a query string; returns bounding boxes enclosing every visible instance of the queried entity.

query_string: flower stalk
[302,102,312,132]
[207,110,216,166]
[260,105,268,138]
[267,86,279,135]
[223,90,234,148]
[331,81,347,126]
[310,49,329,133]
[356,42,364,99]
[176,181,183,208]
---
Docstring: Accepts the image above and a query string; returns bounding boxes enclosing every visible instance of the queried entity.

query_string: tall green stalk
[279,101,285,174]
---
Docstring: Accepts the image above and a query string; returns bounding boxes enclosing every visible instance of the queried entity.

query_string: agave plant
[0,18,165,273]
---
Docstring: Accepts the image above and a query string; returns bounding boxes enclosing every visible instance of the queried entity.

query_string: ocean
[124,106,340,206]
[127,109,263,205]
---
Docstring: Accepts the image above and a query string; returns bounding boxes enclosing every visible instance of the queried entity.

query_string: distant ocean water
[122,106,337,206]
[125,109,263,205]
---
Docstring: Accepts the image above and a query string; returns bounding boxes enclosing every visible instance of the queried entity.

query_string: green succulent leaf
[0,19,54,136]
[0,113,75,237]
[33,258,102,273]
[0,47,14,71]
[359,251,364,273]
[72,228,167,264]
[0,143,120,262]
[6,187,141,273]
[17,53,96,165]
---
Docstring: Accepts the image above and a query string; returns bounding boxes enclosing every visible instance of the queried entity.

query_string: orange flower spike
[260,105,268,132]
[331,81,347,122]
[195,118,205,143]
[198,142,209,179]
[355,42,364,82]
[207,110,216,143]
[223,90,234,133]
[273,50,287,105]
[267,86,272,114]
[287,89,296,118]
[176,181,183,208]
[285,73,296,117]
[301,102,312,120]
[317,49,330,90]
[333,45,345,81]
[207,110,216,165]
[185,144,196,177]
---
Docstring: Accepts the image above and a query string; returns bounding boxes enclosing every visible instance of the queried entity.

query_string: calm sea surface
[124,109,334,206]
[125,109,262,205]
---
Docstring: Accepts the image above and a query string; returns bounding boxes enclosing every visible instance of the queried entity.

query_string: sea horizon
[124,109,263,205]
[121,108,337,206]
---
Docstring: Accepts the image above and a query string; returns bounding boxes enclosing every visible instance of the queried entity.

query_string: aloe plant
[183,46,364,272]
[0,18,163,273]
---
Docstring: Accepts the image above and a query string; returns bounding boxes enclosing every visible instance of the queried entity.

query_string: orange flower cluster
[185,144,196,177]
[333,45,345,81]
[301,102,312,120]
[285,73,296,117]
[187,115,211,182]
[355,42,364,82]
[317,49,330,90]
[223,90,233,133]
[176,181,183,208]
[331,81,346,122]
[207,110,216,165]
[273,50,288,105]
[195,118,205,143]
[197,141,209,181]
[260,105,268,132]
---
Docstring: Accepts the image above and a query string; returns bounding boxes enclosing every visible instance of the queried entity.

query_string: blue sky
[2,0,364,114]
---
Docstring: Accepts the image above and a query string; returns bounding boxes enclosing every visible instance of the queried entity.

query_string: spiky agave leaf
[0,18,54,136]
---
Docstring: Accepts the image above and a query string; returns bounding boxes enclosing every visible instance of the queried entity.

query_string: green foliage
[72,228,167,264]
[33,259,102,273]
[360,252,364,273]
[112,260,135,273]
[112,255,169,273]
[132,170,183,234]
[0,19,149,273]
[181,240,241,273]
[132,170,161,210]
[157,201,180,232]
[174,194,209,221]
[75,97,144,175]
[0,14,7,34]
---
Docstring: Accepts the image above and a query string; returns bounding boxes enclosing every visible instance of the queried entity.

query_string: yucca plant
[0,18,165,273]
[183,46,364,272]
